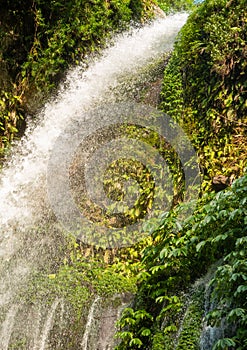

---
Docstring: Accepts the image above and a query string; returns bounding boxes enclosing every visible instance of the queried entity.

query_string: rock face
[97,295,130,350]
[152,5,167,19]
[212,175,232,192]
[1,293,133,350]
[83,293,134,350]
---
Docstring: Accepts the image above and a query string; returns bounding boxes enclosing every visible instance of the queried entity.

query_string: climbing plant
[114,170,247,349]
[160,0,247,189]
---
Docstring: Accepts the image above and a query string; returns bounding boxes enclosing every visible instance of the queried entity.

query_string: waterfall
[0,305,19,350]
[36,299,64,350]
[81,296,101,350]
[199,271,227,350]
[0,13,189,349]
[81,294,132,350]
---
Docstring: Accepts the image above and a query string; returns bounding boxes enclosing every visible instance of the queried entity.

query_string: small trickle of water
[81,296,101,350]
[36,298,64,350]
[199,266,226,350]
[200,325,224,350]
[0,305,19,350]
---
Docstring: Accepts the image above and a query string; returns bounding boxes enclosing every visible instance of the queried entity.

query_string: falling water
[37,299,64,350]
[0,13,188,349]
[199,271,228,350]
[81,296,101,350]
[0,305,19,350]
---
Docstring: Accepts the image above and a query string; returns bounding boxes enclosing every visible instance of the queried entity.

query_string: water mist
[0,13,191,349]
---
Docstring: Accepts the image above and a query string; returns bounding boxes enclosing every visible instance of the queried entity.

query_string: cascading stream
[37,299,64,350]
[0,305,19,350]
[0,13,188,349]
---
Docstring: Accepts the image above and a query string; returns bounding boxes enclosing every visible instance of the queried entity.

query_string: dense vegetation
[161,0,247,189]
[114,0,247,349]
[1,0,246,349]
[0,0,157,159]
[157,0,194,13]
[39,0,246,348]
[115,173,247,349]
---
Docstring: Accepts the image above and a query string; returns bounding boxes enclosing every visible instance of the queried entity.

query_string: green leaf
[140,328,151,337]
[129,338,143,347]
[234,285,247,297]
[160,247,169,259]
[155,296,167,304]
[213,338,236,350]
[227,308,245,320]
[196,240,207,252]
[211,233,228,243]
[150,265,166,274]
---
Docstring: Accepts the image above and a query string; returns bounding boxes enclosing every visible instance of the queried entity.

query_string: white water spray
[0,13,188,230]
[0,13,188,348]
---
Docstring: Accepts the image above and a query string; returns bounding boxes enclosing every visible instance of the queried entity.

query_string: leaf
[211,233,228,243]
[227,308,245,320]
[134,310,153,321]
[150,265,166,274]
[140,328,151,337]
[117,331,133,340]
[234,285,247,297]
[163,324,177,334]
[124,317,136,326]
[129,338,143,347]
[155,296,167,304]
[213,338,236,350]
[196,240,207,252]
[175,221,183,231]
[160,247,169,259]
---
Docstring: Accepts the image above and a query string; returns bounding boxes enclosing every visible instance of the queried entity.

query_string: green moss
[175,288,204,350]
[23,238,137,322]
[9,338,27,350]
[152,332,174,350]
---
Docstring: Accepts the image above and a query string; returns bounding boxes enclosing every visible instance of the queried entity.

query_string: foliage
[23,0,246,347]
[2,1,246,348]
[45,239,137,315]
[0,0,156,159]
[156,0,195,13]
[9,338,27,350]
[207,235,247,349]
[175,287,204,350]
[115,173,247,349]
[115,307,154,349]
[160,0,247,189]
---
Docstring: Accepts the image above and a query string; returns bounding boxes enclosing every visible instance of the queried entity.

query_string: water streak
[37,298,63,350]
[81,296,101,349]
[0,305,19,350]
